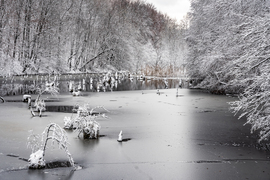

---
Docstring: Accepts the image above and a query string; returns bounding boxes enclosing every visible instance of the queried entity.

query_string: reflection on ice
[0,73,186,96]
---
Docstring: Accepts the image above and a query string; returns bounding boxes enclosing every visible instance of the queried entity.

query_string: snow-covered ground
[0,89,269,180]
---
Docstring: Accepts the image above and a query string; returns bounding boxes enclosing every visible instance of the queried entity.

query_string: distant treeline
[0,0,187,76]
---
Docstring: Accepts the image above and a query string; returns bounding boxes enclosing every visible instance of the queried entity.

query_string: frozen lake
[0,88,270,180]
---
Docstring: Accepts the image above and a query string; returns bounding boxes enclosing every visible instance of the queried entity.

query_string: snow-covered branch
[28,123,74,169]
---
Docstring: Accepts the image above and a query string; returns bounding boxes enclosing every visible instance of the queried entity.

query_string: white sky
[144,0,190,21]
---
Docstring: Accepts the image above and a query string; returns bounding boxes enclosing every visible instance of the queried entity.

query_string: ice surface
[0,89,270,180]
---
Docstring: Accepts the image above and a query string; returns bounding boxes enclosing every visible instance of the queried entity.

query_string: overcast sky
[144,0,190,21]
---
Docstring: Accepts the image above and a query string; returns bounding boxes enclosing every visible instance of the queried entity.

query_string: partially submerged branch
[28,123,74,169]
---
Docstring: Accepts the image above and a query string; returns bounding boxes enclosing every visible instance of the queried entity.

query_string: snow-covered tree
[27,123,74,169]
[187,0,270,142]
[229,72,270,143]
[186,0,270,93]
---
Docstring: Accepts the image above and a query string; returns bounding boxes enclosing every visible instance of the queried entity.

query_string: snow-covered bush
[75,116,101,139]
[63,116,74,130]
[63,104,108,139]
[27,123,74,169]
[34,96,46,117]
[32,76,59,117]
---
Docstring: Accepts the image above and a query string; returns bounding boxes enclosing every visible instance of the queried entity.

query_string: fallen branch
[79,49,113,71]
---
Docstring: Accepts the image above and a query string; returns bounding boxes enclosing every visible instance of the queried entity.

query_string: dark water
[0,73,188,96]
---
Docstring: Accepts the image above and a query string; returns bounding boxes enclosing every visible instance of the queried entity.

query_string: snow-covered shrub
[32,76,59,117]
[27,123,74,169]
[63,116,73,130]
[63,104,108,139]
[34,95,46,117]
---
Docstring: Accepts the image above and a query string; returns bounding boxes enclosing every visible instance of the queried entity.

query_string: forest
[187,0,270,94]
[0,0,187,77]
[186,0,270,143]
